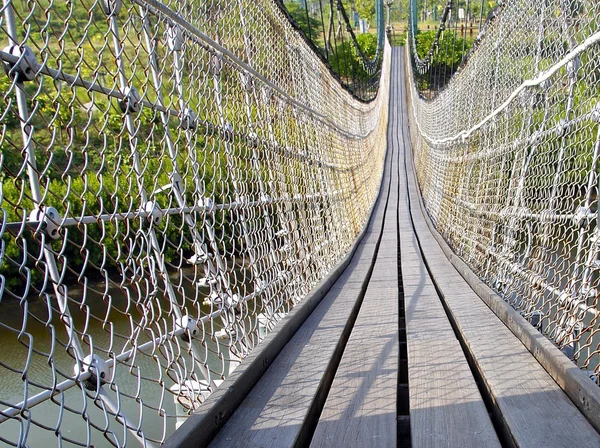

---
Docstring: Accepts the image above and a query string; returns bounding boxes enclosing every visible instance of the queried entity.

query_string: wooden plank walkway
[309,108,399,447]
[207,83,399,448]
[393,51,501,448]
[397,53,600,447]
[173,47,600,448]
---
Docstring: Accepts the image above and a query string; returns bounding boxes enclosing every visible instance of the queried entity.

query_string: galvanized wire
[278,0,385,101]
[408,0,600,384]
[0,0,390,445]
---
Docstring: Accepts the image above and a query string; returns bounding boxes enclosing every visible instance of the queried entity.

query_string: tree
[283,1,322,39]
[356,0,376,21]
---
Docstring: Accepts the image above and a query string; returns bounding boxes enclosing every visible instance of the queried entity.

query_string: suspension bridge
[0,0,600,447]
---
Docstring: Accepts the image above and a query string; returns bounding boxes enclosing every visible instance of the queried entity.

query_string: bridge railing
[0,0,390,445]
[407,0,600,383]
[277,0,385,101]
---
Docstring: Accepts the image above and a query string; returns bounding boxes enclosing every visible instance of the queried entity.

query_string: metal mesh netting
[0,0,390,445]
[407,1,600,382]
[279,0,385,101]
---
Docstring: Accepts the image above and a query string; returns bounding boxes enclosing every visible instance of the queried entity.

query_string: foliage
[282,1,323,38]
[282,0,381,95]
[0,0,383,295]
[0,11,236,295]
[416,30,473,68]
[356,0,376,21]
[355,33,379,59]
[389,30,407,46]
[414,30,474,90]
[329,33,378,80]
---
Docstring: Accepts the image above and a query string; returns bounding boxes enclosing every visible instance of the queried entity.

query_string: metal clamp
[119,86,142,114]
[167,26,184,52]
[212,53,223,77]
[144,201,163,226]
[2,45,37,81]
[187,244,209,265]
[592,102,600,123]
[29,207,62,240]
[217,293,241,309]
[176,315,199,342]
[224,122,234,142]
[198,196,214,210]
[240,71,253,92]
[540,78,552,91]
[567,57,580,78]
[75,354,111,391]
[182,108,198,131]
[573,206,593,228]
[261,86,273,104]
[248,132,259,148]
[556,119,571,138]
[528,131,542,145]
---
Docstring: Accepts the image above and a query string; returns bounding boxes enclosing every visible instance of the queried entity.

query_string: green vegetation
[0,2,286,293]
[415,30,473,68]
[281,1,323,39]
[414,30,474,91]
[388,29,407,46]
[329,33,379,78]
[355,0,376,21]
[282,1,382,98]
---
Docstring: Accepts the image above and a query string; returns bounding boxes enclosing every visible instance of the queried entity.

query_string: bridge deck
[170,48,600,448]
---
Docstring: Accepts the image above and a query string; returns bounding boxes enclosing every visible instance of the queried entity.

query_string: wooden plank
[392,48,501,448]
[207,247,384,448]
[330,244,378,288]
[399,48,600,447]
[400,210,501,448]
[310,61,401,446]
[309,258,399,448]
[407,190,600,447]
[208,284,366,448]
[207,93,399,448]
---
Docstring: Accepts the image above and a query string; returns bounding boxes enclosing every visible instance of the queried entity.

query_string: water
[0,269,250,447]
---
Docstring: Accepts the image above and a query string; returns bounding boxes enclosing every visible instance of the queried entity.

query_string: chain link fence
[0,0,390,445]
[278,0,385,101]
[408,0,600,383]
